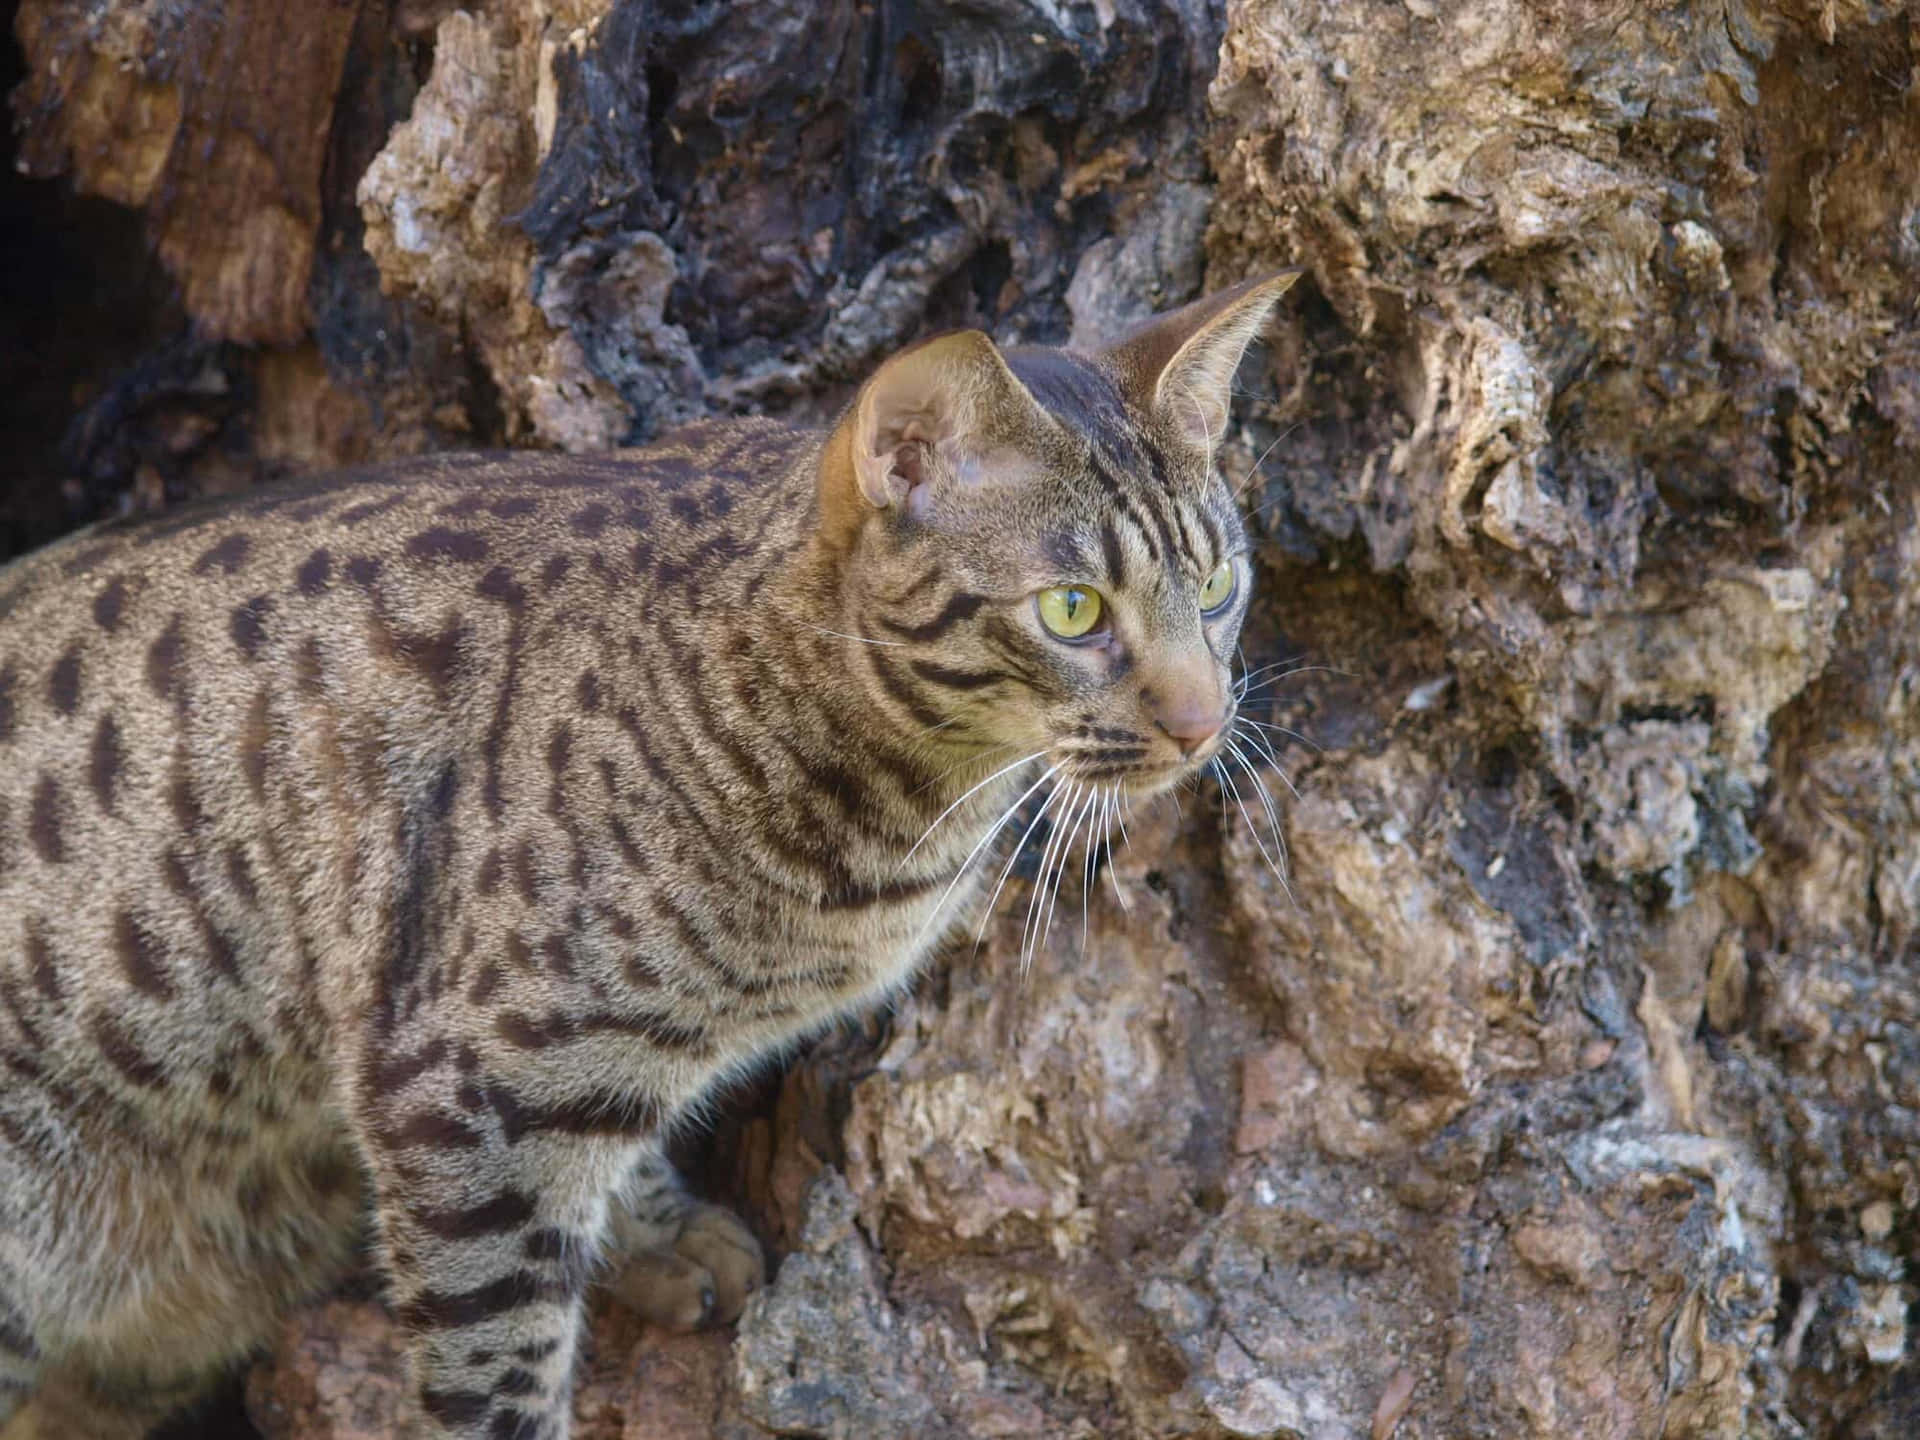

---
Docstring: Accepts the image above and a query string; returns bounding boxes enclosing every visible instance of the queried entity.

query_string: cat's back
[0,417,816,732]
[0,416,816,628]
[0,419,818,1006]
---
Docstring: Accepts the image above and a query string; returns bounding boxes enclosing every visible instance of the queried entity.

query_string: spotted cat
[0,272,1299,1438]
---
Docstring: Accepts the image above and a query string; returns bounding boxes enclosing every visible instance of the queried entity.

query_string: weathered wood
[14,0,365,343]
[6,1,1920,1437]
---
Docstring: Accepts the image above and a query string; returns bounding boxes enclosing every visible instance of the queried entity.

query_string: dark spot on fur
[571,503,612,537]
[477,566,526,609]
[92,1014,167,1088]
[405,528,489,564]
[669,495,701,523]
[27,775,63,863]
[490,496,539,519]
[93,577,130,631]
[241,691,271,797]
[169,752,206,833]
[430,760,459,819]
[297,635,326,696]
[514,1338,560,1364]
[89,712,124,812]
[231,596,274,658]
[147,617,185,704]
[477,848,503,895]
[226,844,259,905]
[297,549,333,595]
[25,922,60,1003]
[369,613,465,695]
[47,646,81,715]
[286,497,336,524]
[192,534,251,576]
[541,553,572,589]
[504,932,533,974]
[113,909,174,999]
[0,664,15,741]
[338,496,403,526]
[511,841,537,902]
[576,670,600,712]
[345,555,383,587]
[495,1011,555,1048]
[467,962,502,1006]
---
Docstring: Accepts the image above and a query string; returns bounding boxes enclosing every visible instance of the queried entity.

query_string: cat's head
[821,271,1301,797]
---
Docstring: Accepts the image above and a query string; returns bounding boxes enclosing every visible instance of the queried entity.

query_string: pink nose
[1155,702,1225,754]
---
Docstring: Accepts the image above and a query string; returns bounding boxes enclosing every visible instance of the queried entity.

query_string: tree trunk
[5,1,1918,1437]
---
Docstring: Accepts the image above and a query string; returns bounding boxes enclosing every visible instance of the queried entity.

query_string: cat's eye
[1199,559,1236,613]
[1036,585,1105,640]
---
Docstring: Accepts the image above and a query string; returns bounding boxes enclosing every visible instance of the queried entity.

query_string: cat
[0,270,1299,1439]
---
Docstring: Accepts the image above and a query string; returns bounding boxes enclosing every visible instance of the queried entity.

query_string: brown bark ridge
[5,1,1920,1437]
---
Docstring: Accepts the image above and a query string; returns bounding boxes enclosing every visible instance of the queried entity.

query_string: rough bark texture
[5,1,1919,1437]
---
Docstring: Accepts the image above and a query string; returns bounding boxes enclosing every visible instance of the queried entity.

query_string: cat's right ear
[822,331,1049,540]
[1102,269,1303,461]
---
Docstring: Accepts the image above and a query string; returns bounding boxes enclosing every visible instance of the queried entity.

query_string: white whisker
[1080,785,1109,948]
[1043,784,1096,958]
[900,748,1049,867]
[804,623,907,647]
[1221,742,1295,905]
[1232,722,1303,802]
[913,761,1060,947]
[1230,422,1305,503]
[1102,789,1132,913]
[974,776,1067,952]
[1226,738,1287,842]
[1236,716,1320,751]
[1234,662,1346,699]
[1021,781,1082,971]
[1214,750,1285,885]
[912,737,1019,795]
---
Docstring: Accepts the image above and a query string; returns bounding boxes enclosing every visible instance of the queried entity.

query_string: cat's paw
[672,1201,766,1325]
[606,1202,764,1331]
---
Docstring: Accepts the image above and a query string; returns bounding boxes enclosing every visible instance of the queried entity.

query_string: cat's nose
[1153,698,1226,754]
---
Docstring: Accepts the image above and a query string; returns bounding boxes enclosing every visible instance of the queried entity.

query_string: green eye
[1199,559,1236,613]
[1036,585,1105,639]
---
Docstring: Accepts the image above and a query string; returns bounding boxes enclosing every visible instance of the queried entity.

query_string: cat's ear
[826,330,1051,531]
[1103,269,1303,457]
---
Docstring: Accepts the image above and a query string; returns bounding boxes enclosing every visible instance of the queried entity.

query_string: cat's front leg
[605,1144,765,1330]
[362,1079,647,1440]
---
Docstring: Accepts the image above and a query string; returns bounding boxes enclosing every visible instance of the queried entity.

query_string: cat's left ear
[822,330,1056,540]
[1102,269,1303,458]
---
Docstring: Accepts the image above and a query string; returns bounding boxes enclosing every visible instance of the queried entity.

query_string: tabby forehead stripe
[879,590,987,643]
[910,658,1018,692]
[1099,517,1128,586]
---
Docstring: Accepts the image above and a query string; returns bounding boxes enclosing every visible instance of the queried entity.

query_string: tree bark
[5,1,1919,1437]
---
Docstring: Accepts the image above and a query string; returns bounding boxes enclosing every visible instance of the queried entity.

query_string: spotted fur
[0,274,1298,1438]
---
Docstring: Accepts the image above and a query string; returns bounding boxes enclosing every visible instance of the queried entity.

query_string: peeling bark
[5,1,1920,1437]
